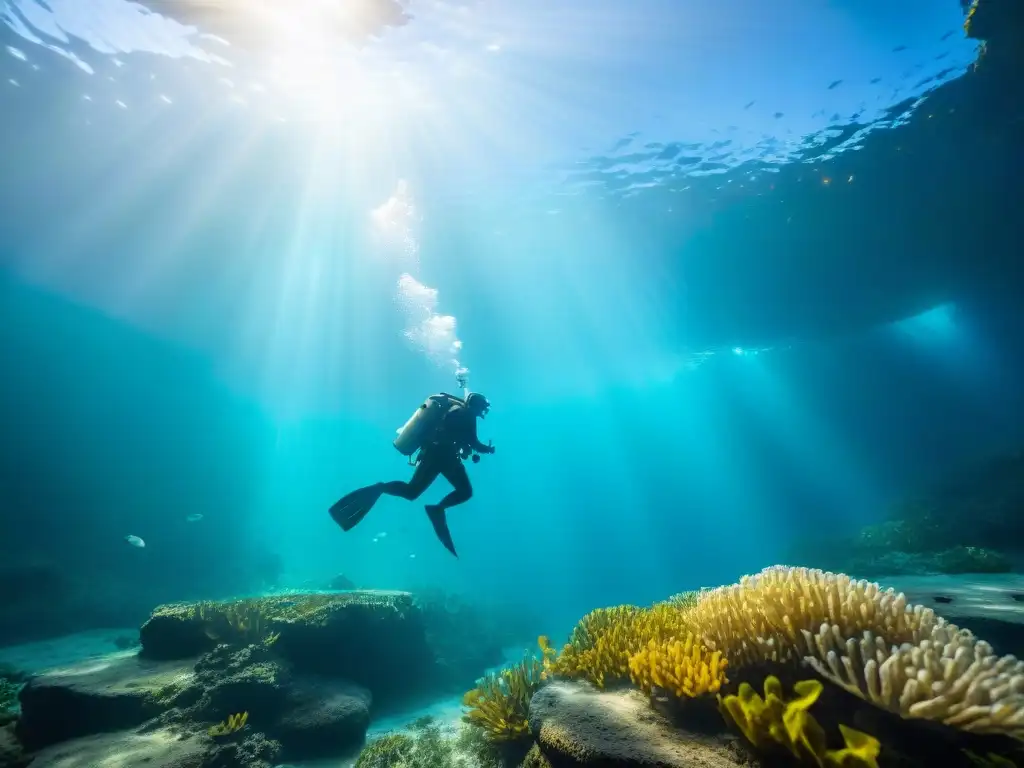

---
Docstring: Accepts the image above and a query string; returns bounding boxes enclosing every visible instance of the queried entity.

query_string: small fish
[376,531,387,538]
[185,514,204,522]
[124,535,145,548]
[371,537,379,543]
[409,554,416,559]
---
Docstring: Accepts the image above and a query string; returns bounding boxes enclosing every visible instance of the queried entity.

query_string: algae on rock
[139,590,435,707]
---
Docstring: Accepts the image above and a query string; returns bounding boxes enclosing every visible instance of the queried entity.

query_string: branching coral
[541,565,1024,748]
[540,606,646,687]
[661,588,709,611]
[689,566,1024,738]
[539,599,725,699]
[357,723,500,768]
[463,654,544,741]
[629,633,727,698]
[719,675,880,768]
[686,566,936,668]
[540,602,705,689]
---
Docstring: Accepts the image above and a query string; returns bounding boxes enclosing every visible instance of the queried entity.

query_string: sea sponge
[690,566,1024,738]
[628,633,727,698]
[719,675,880,768]
[463,654,544,741]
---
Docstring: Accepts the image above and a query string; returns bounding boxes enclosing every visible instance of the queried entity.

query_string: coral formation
[539,606,646,687]
[139,589,437,708]
[719,675,880,767]
[663,589,708,610]
[354,722,501,768]
[688,567,1024,738]
[532,563,1024,768]
[463,654,544,741]
[628,634,727,699]
[539,601,712,691]
[197,602,280,647]
[354,732,415,767]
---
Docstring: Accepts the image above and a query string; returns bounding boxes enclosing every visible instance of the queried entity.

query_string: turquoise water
[1,0,1021,673]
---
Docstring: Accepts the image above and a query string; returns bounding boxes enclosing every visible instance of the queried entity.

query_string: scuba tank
[393,392,467,457]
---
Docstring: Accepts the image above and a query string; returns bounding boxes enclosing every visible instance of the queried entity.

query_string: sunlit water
[4,2,1020,764]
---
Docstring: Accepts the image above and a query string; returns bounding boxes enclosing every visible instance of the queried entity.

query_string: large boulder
[159,642,291,726]
[528,681,758,767]
[272,676,370,760]
[144,643,371,763]
[139,590,434,705]
[15,641,371,765]
[15,650,196,750]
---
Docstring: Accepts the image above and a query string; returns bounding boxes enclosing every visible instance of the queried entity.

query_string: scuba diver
[329,391,495,558]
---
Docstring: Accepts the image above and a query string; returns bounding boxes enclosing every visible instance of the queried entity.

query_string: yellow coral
[541,603,702,689]
[208,711,248,737]
[628,634,727,698]
[544,606,646,687]
[688,566,935,669]
[688,566,1024,739]
[462,654,544,741]
[719,676,879,768]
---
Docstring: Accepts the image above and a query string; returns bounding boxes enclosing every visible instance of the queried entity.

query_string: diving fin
[329,484,384,532]
[425,504,458,558]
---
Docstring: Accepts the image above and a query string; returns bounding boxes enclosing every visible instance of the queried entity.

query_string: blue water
[1,0,1022,720]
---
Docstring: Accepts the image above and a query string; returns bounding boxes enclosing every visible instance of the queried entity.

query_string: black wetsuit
[379,404,489,510]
